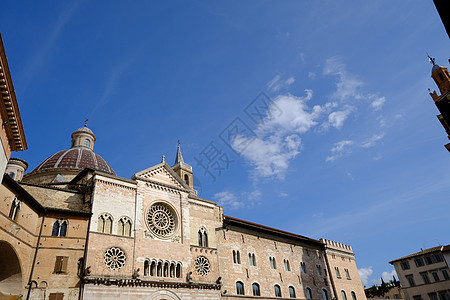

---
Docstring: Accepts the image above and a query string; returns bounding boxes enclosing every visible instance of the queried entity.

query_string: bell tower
[172,141,193,188]
[428,56,450,152]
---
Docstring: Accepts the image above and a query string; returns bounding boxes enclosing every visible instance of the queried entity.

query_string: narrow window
[252,283,260,296]
[59,220,67,237]
[306,287,312,299]
[98,213,113,234]
[439,73,445,82]
[198,227,208,247]
[233,250,237,263]
[284,259,291,271]
[442,269,449,280]
[77,258,84,277]
[237,250,241,264]
[52,221,60,237]
[84,139,91,148]
[8,197,20,221]
[351,291,357,300]
[323,289,329,300]
[414,258,424,267]
[163,262,169,277]
[157,261,162,276]
[170,263,175,278]
[150,261,156,276]
[301,262,306,274]
[184,174,189,185]
[345,268,351,280]
[316,264,322,276]
[236,281,245,295]
[341,290,347,300]
[144,260,149,276]
[289,286,296,298]
[274,284,282,297]
[335,267,341,278]
[176,263,181,278]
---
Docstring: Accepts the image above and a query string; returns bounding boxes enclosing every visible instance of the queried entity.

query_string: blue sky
[1,0,449,287]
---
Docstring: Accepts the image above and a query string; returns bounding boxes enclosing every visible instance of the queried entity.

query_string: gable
[133,163,188,190]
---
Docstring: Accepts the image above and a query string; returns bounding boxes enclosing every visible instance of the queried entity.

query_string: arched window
[306,287,312,299]
[98,213,113,234]
[198,227,208,247]
[150,261,156,276]
[8,172,15,179]
[163,261,169,277]
[233,250,241,264]
[176,262,181,278]
[270,257,277,269]
[284,259,291,271]
[249,253,256,266]
[184,174,189,185]
[341,290,347,300]
[323,289,329,300]
[144,260,149,276]
[118,217,132,236]
[170,262,175,277]
[84,139,91,148]
[8,197,20,221]
[157,261,162,277]
[52,219,68,237]
[289,286,296,298]
[351,291,357,300]
[236,281,245,295]
[252,283,260,296]
[274,284,282,297]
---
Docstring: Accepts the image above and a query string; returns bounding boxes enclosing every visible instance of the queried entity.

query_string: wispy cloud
[267,74,296,92]
[23,1,83,87]
[213,191,244,209]
[325,140,354,162]
[325,133,386,162]
[214,189,262,210]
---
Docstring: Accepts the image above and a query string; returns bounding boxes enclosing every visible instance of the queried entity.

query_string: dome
[33,148,115,175]
[73,126,94,135]
[30,125,116,176]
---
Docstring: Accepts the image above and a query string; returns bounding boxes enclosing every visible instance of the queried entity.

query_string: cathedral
[0,125,366,300]
[0,34,366,300]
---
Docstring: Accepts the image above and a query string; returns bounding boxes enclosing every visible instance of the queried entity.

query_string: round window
[146,202,177,238]
[194,256,210,276]
[104,247,126,270]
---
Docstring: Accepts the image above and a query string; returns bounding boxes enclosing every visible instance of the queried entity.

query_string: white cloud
[248,189,262,201]
[285,77,295,85]
[359,266,374,287]
[382,270,397,282]
[233,90,327,179]
[308,72,316,79]
[324,56,364,101]
[279,192,288,197]
[327,106,354,129]
[361,133,386,148]
[213,191,244,210]
[370,96,386,111]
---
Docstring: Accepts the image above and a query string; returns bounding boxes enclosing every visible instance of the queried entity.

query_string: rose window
[147,203,176,238]
[104,247,126,270]
[194,256,210,276]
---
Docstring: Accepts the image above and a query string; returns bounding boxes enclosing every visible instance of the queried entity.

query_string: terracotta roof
[33,148,115,175]
[224,215,321,245]
[389,245,448,264]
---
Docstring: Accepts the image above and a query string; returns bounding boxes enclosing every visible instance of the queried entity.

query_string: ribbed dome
[33,148,115,175]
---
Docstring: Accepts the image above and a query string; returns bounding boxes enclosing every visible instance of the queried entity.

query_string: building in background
[389,245,450,300]
[428,57,450,152]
